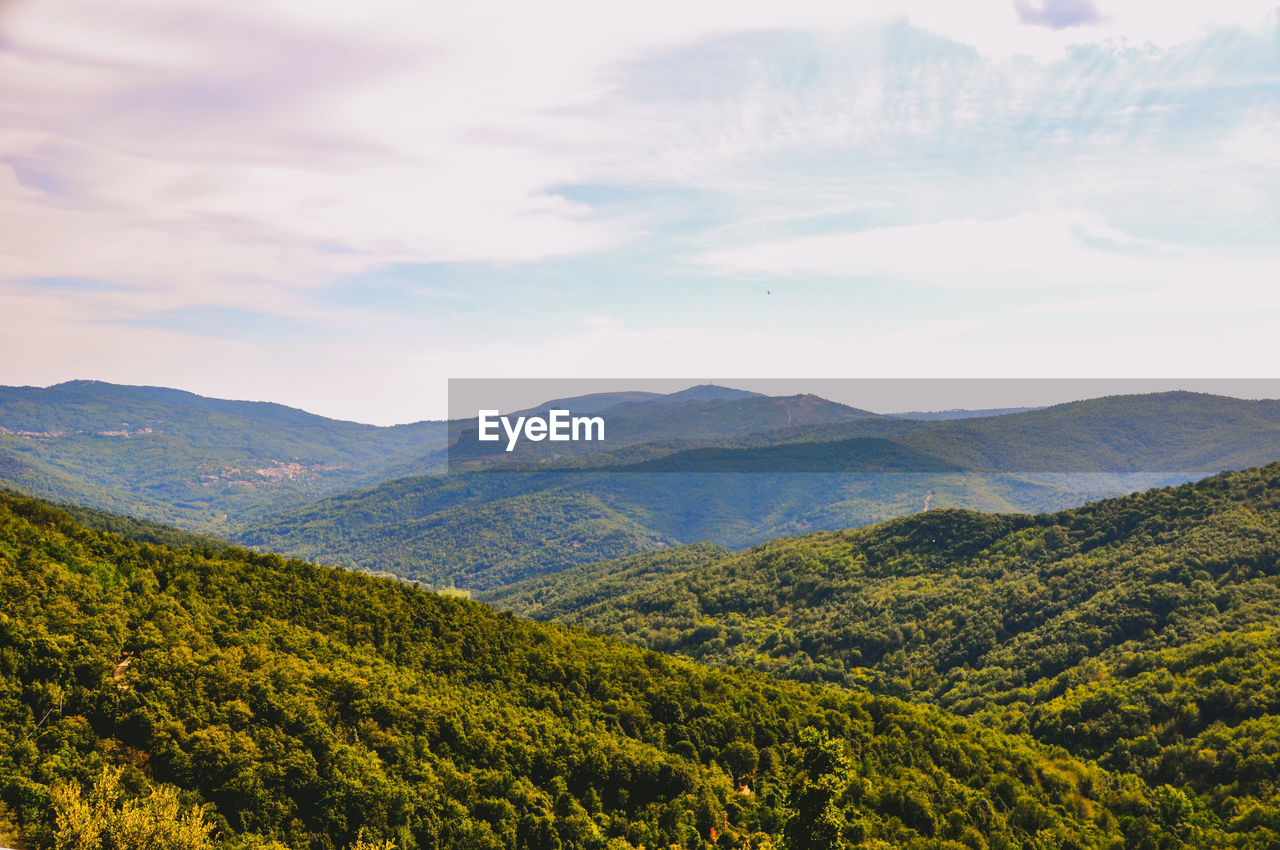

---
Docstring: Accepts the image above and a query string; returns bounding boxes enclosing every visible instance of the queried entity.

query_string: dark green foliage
[0,494,1187,848]
[238,478,675,590]
[491,461,1280,844]
[780,730,850,850]
[51,501,234,551]
[241,469,1168,590]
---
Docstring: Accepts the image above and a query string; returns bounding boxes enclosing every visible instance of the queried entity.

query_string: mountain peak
[662,384,762,403]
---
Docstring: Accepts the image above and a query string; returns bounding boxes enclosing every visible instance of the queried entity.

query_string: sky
[1,0,1278,423]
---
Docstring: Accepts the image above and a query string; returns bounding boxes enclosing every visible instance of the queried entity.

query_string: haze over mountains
[6,381,1280,590]
[238,389,1280,589]
[0,380,447,531]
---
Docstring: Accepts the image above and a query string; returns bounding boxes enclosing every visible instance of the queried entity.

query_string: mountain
[243,479,679,590]
[518,390,665,415]
[889,406,1042,420]
[235,468,1118,589]
[484,460,1280,838]
[595,392,1280,473]
[242,392,1280,590]
[12,383,1280,593]
[0,381,873,530]
[0,492,1197,848]
[889,392,1280,473]
[0,380,446,532]
[658,384,762,403]
[446,389,875,469]
[522,384,761,414]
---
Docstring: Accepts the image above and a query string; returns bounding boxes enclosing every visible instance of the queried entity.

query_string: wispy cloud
[107,305,310,341]
[696,212,1164,285]
[11,276,138,293]
[1014,0,1102,30]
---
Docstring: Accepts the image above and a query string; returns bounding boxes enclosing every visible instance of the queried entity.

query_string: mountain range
[0,380,446,531]
[239,391,1280,589]
[5,380,1280,846]
[7,382,1280,590]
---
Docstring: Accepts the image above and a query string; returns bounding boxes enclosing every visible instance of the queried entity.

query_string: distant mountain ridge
[889,406,1041,420]
[0,380,447,531]
[505,384,761,418]
[0,380,873,531]
[447,387,875,468]
[241,391,1280,589]
[590,392,1280,473]
[8,381,1280,592]
[0,379,382,432]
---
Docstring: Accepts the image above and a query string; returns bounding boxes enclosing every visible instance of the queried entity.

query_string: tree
[52,767,214,850]
[781,729,852,850]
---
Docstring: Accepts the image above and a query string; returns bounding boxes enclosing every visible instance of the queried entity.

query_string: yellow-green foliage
[493,462,1280,846]
[52,767,212,850]
[0,493,1193,848]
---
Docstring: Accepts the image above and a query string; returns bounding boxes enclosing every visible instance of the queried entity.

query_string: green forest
[237,392,1280,591]
[0,491,1241,848]
[488,462,1280,844]
[12,385,1280,595]
[0,381,445,532]
[6,386,1280,846]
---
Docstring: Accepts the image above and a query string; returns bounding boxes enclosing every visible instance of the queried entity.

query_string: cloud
[696,211,1280,299]
[697,212,1116,284]
[0,0,633,306]
[11,276,137,293]
[3,1,1280,419]
[107,305,310,341]
[2,1,1276,301]
[1014,0,1102,30]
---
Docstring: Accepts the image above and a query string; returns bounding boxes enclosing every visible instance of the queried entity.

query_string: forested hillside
[235,470,1108,589]
[487,461,1280,841]
[242,393,1280,591]
[0,381,444,531]
[0,493,1218,848]
[11,385,1280,593]
[597,393,1280,473]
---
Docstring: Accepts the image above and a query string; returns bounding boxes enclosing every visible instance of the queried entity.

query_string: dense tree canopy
[489,462,1280,845]
[0,493,1206,848]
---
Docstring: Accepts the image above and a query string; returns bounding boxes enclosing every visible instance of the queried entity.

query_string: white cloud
[2,0,1279,418]
[697,211,1280,315]
[3,0,1276,293]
